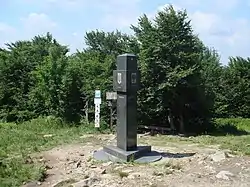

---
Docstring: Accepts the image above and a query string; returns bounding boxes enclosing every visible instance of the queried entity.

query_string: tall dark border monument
[93,54,162,163]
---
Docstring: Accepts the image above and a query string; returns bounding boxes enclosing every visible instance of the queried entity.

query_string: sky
[0,0,250,65]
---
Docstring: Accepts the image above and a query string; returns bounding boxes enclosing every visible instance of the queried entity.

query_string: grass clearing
[0,117,109,187]
[145,118,250,155]
[147,133,250,155]
[0,117,249,186]
[215,118,250,132]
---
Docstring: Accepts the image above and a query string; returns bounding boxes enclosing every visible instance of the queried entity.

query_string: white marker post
[94,90,101,128]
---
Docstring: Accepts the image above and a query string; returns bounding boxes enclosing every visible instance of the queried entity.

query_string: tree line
[0,5,249,133]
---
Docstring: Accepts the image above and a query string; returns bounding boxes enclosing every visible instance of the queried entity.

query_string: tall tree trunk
[168,110,175,132]
[179,113,185,134]
[84,100,89,124]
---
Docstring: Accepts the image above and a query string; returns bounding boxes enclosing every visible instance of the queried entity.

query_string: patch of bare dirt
[23,134,250,187]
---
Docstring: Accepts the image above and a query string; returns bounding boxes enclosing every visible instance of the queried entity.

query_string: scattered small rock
[102,161,112,167]
[114,166,124,171]
[198,161,204,165]
[37,181,42,185]
[153,171,164,176]
[216,171,234,180]
[45,164,53,169]
[204,165,216,174]
[100,169,106,174]
[80,134,94,139]
[66,170,73,174]
[70,180,88,187]
[127,175,135,179]
[138,132,151,138]
[38,158,45,163]
[71,177,100,187]
[76,160,81,168]
[128,172,141,179]
[209,151,226,162]
[122,169,133,173]
[79,153,85,156]
[68,158,78,164]
[197,173,202,178]
[43,134,53,138]
[225,152,235,158]
[83,175,89,179]
[25,156,34,164]
[23,181,39,187]
[52,179,78,187]
[242,166,247,170]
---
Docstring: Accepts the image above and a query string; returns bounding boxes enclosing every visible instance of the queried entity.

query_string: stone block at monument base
[93,145,162,163]
[103,145,151,161]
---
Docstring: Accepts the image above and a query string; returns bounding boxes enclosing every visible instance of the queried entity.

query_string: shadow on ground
[209,123,250,136]
[159,152,196,158]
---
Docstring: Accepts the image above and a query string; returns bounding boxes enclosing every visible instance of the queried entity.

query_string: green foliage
[199,47,223,117]
[0,33,69,122]
[0,4,249,133]
[29,45,69,118]
[84,29,140,57]
[131,5,212,133]
[221,57,250,117]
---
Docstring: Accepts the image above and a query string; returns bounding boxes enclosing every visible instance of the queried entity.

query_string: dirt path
[24,134,250,187]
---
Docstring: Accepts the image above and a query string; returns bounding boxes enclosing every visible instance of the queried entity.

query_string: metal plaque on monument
[93,53,162,163]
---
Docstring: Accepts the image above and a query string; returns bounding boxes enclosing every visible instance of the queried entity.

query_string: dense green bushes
[0,5,250,133]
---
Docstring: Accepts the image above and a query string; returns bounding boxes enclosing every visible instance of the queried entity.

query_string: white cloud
[0,23,16,34]
[0,13,58,49]
[147,3,183,20]
[0,23,17,48]
[213,0,239,11]
[162,4,183,11]
[20,13,57,35]
[45,0,87,10]
[189,10,250,63]
[173,0,239,12]
[191,12,221,33]
[98,0,142,31]
[19,0,89,12]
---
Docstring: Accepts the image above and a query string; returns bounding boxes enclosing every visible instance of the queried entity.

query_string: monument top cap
[117,53,137,71]
[118,53,137,57]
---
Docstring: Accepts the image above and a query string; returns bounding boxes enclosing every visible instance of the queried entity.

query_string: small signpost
[94,90,101,128]
[106,92,117,128]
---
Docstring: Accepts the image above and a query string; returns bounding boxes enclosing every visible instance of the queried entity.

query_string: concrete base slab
[93,145,162,163]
